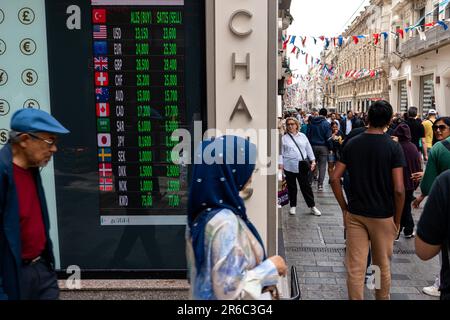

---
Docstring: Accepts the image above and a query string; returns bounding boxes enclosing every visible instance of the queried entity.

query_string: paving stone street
[280,178,441,300]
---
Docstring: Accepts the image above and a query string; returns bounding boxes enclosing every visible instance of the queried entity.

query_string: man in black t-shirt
[416,170,450,300]
[330,100,406,300]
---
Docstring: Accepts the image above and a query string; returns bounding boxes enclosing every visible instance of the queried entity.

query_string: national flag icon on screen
[95,87,109,102]
[96,103,110,117]
[93,41,107,55]
[93,25,107,39]
[99,177,113,192]
[98,148,112,162]
[95,72,109,86]
[92,9,106,23]
[97,133,111,147]
[94,57,108,71]
[97,118,110,132]
[99,163,112,177]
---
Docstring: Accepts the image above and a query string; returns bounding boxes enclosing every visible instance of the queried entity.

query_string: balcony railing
[401,26,450,58]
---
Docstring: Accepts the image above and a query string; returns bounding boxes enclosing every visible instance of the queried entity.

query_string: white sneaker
[310,207,321,216]
[289,207,296,215]
[423,278,440,297]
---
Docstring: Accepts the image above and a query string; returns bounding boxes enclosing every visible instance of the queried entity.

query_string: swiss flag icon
[96,103,110,117]
[95,72,109,86]
[92,9,106,23]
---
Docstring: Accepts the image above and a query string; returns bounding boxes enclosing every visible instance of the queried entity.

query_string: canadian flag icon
[96,103,110,117]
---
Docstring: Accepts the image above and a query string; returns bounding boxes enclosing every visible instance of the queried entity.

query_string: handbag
[262,285,280,300]
[287,133,311,175]
[277,179,289,207]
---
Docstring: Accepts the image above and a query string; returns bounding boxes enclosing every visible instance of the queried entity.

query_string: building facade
[389,0,450,117]
[333,0,391,114]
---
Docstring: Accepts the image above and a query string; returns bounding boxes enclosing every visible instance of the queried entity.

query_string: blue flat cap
[10,108,70,134]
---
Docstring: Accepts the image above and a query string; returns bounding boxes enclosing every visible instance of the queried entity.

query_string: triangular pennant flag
[373,33,380,45]
[425,22,435,27]
[319,36,325,41]
[332,37,336,47]
[305,54,308,65]
[338,35,343,47]
[381,32,388,40]
[417,28,427,41]
[436,20,449,30]
[302,36,307,47]
[397,29,404,39]
[290,35,297,45]
[324,38,330,50]
[313,37,317,45]
[352,36,359,44]
[283,36,291,50]
[291,46,297,54]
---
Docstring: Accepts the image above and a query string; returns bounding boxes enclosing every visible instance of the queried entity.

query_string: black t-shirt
[417,170,450,297]
[405,118,425,150]
[340,133,406,218]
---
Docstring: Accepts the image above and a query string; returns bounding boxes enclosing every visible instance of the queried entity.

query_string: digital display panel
[90,3,188,225]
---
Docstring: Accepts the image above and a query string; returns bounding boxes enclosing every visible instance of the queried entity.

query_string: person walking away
[422,109,437,157]
[404,107,428,161]
[307,108,332,191]
[280,117,321,216]
[186,136,287,300]
[330,100,406,300]
[392,123,422,239]
[413,117,450,297]
[415,170,450,300]
[0,108,69,300]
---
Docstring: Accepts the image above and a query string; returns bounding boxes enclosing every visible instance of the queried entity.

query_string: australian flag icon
[95,87,109,102]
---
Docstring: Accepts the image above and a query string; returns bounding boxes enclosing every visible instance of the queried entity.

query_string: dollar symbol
[27,71,33,83]
[0,73,3,82]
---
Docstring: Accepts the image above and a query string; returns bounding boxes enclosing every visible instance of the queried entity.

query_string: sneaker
[394,232,400,242]
[318,185,324,192]
[289,207,296,215]
[423,283,440,297]
[310,207,321,216]
[404,232,415,239]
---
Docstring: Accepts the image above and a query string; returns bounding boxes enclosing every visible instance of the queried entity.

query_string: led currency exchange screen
[0,0,205,272]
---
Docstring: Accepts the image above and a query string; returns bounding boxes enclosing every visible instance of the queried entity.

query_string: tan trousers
[345,213,398,300]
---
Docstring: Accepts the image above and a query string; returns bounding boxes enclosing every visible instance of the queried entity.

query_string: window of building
[446,4,450,19]
[398,80,408,113]
[433,3,439,22]
[418,8,425,30]
[384,37,389,57]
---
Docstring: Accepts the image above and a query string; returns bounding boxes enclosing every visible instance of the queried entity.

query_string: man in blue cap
[0,108,69,300]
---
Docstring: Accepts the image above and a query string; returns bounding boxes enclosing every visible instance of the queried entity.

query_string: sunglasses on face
[286,123,296,126]
[433,125,449,131]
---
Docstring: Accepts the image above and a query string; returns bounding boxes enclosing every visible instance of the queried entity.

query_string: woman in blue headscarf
[186,136,287,300]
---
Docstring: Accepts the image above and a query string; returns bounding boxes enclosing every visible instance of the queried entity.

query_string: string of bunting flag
[285,0,450,51]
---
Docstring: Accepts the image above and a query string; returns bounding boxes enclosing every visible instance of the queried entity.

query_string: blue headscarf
[187,136,266,274]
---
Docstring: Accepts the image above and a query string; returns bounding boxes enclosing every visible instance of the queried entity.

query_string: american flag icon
[93,25,107,39]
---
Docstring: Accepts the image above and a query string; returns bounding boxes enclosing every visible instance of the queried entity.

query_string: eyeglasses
[433,125,449,131]
[25,132,57,146]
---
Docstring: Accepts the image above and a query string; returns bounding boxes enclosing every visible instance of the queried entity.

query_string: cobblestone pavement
[281,178,440,300]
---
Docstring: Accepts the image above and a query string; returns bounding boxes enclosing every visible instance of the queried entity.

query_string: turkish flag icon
[92,9,106,23]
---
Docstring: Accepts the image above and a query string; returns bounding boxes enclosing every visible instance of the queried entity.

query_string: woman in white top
[279,117,322,216]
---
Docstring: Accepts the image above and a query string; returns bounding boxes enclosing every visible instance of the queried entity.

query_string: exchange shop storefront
[0,0,206,275]
[0,0,278,278]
